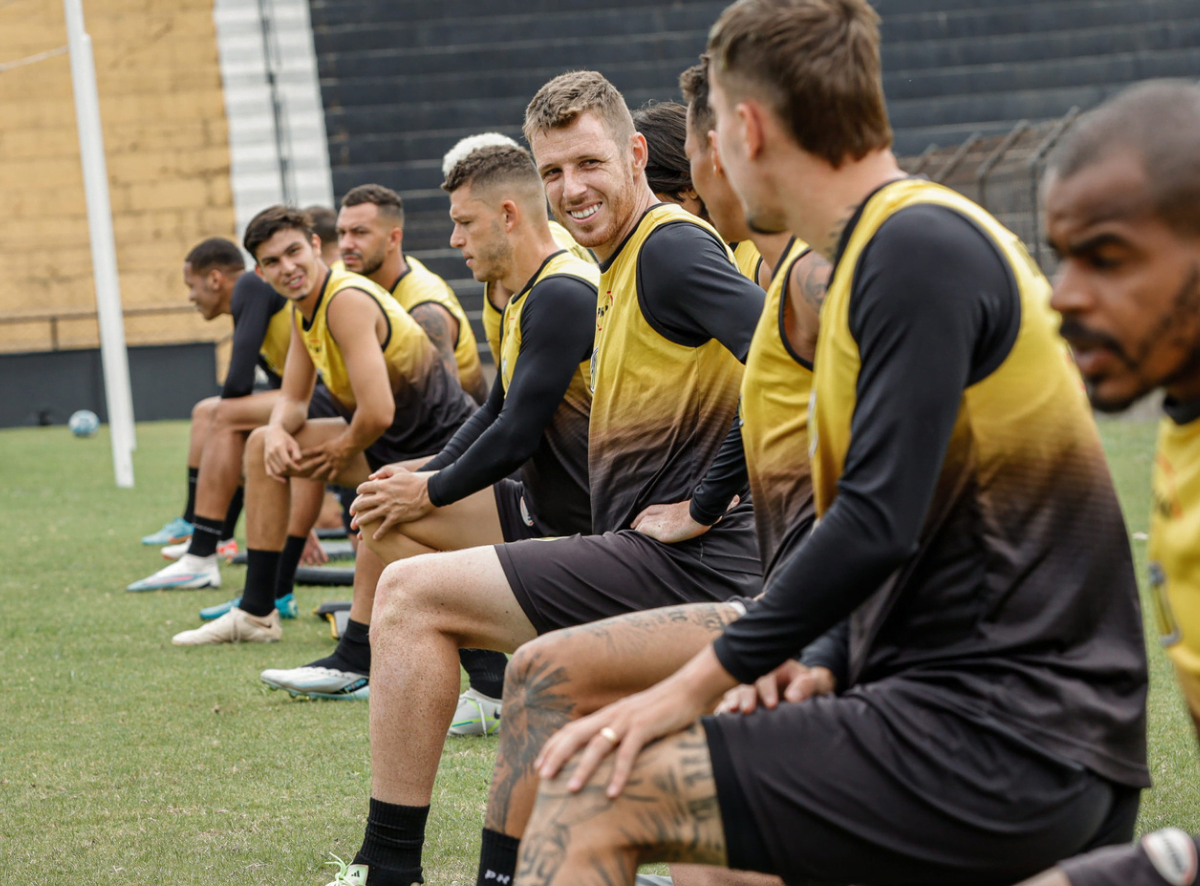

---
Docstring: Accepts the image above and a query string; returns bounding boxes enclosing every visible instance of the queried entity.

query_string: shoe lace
[323,853,355,885]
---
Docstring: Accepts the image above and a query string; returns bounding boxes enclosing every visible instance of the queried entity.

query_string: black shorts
[1060,830,1200,886]
[307,382,445,472]
[493,478,548,543]
[495,529,762,635]
[704,679,1141,886]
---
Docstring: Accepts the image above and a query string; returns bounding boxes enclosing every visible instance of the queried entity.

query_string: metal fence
[898,109,1080,275]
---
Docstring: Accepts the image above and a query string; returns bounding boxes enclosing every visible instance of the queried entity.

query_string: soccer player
[512,4,1150,886]
[1009,79,1200,886]
[320,71,765,886]
[467,59,831,885]
[680,61,785,289]
[337,184,488,404]
[259,143,598,715]
[447,133,596,366]
[171,206,474,646]
[129,237,292,588]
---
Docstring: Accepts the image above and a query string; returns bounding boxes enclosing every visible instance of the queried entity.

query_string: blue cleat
[200,592,297,621]
[141,516,194,546]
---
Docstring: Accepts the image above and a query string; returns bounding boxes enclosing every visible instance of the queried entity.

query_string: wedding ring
[599,726,619,745]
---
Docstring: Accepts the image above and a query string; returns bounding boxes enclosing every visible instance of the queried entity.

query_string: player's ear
[741,100,765,161]
[390,224,403,250]
[311,233,322,255]
[254,263,265,280]
[709,132,727,180]
[501,199,519,233]
[629,131,649,175]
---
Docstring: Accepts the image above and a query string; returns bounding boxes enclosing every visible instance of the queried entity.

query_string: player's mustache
[1057,319,1134,365]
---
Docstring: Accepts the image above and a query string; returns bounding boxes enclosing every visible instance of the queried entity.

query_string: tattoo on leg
[488,652,576,831]
[516,724,726,886]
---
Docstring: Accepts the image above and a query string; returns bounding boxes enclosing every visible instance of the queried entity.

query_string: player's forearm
[690,414,749,525]
[269,396,307,434]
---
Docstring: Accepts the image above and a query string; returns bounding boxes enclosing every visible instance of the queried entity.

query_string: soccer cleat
[141,516,193,546]
[200,592,297,621]
[260,664,369,700]
[171,607,281,645]
[448,688,501,736]
[162,538,239,562]
[127,554,220,592]
[324,855,369,886]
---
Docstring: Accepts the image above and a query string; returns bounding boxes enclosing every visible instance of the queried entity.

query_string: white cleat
[161,538,238,561]
[448,688,502,736]
[127,554,220,592]
[260,665,368,700]
[171,607,281,646]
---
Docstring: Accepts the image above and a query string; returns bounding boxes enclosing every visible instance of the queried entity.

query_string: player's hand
[350,469,435,538]
[296,439,353,482]
[535,646,734,799]
[715,661,835,715]
[300,529,328,566]
[263,427,302,481]
[631,497,736,544]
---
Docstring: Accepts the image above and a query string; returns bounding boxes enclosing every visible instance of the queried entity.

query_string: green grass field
[0,419,1197,885]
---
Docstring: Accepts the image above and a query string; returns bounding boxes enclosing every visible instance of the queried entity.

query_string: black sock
[274,534,307,601]
[354,798,428,884]
[183,467,199,524]
[187,516,225,558]
[221,486,244,542]
[240,549,281,616]
[476,828,520,886]
[459,649,507,700]
[337,485,356,534]
[307,618,371,675]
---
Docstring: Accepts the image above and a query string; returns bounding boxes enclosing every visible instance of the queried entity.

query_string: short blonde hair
[523,70,635,148]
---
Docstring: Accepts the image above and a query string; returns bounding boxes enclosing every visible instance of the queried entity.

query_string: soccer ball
[68,409,100,438]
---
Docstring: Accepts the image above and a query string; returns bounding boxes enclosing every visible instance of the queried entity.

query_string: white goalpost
[64,0,136,488]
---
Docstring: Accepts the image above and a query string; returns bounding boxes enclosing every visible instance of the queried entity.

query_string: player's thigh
[375,543,538,652]
[512,603,742,711]
[520,722,726,874]
[211,390,280,431]
[395,485,505,551]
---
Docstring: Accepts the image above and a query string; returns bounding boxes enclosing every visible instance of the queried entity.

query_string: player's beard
[353,243,387,278]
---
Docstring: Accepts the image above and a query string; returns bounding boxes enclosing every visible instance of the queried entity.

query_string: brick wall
[0,0,237,357]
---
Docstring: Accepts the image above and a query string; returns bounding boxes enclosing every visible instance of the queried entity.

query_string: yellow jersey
[483,220,594,364]
[1150,404,1200,718]
[590,203,745,534]
[392,256,484,398]
[731,240,764,285]
[740,237,814,571]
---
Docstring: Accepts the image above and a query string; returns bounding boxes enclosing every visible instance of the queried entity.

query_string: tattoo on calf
[516,724,726,886]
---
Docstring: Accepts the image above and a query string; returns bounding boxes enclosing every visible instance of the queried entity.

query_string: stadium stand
[307,0,1200,331]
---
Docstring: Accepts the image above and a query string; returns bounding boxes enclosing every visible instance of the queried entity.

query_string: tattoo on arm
[796,254,831,312]
[410,302,461,382]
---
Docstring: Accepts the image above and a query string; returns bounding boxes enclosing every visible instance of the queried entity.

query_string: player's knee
[506,632,572,698]
[244,426,268,470]
[370,555,441,639]
[192,397,218,422]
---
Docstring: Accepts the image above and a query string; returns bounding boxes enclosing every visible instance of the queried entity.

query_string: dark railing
[0,305,229,353]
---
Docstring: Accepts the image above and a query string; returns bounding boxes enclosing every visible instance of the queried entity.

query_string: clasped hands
[534,650,834,799]
[263,427,353,483]
[349,462,435,539]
